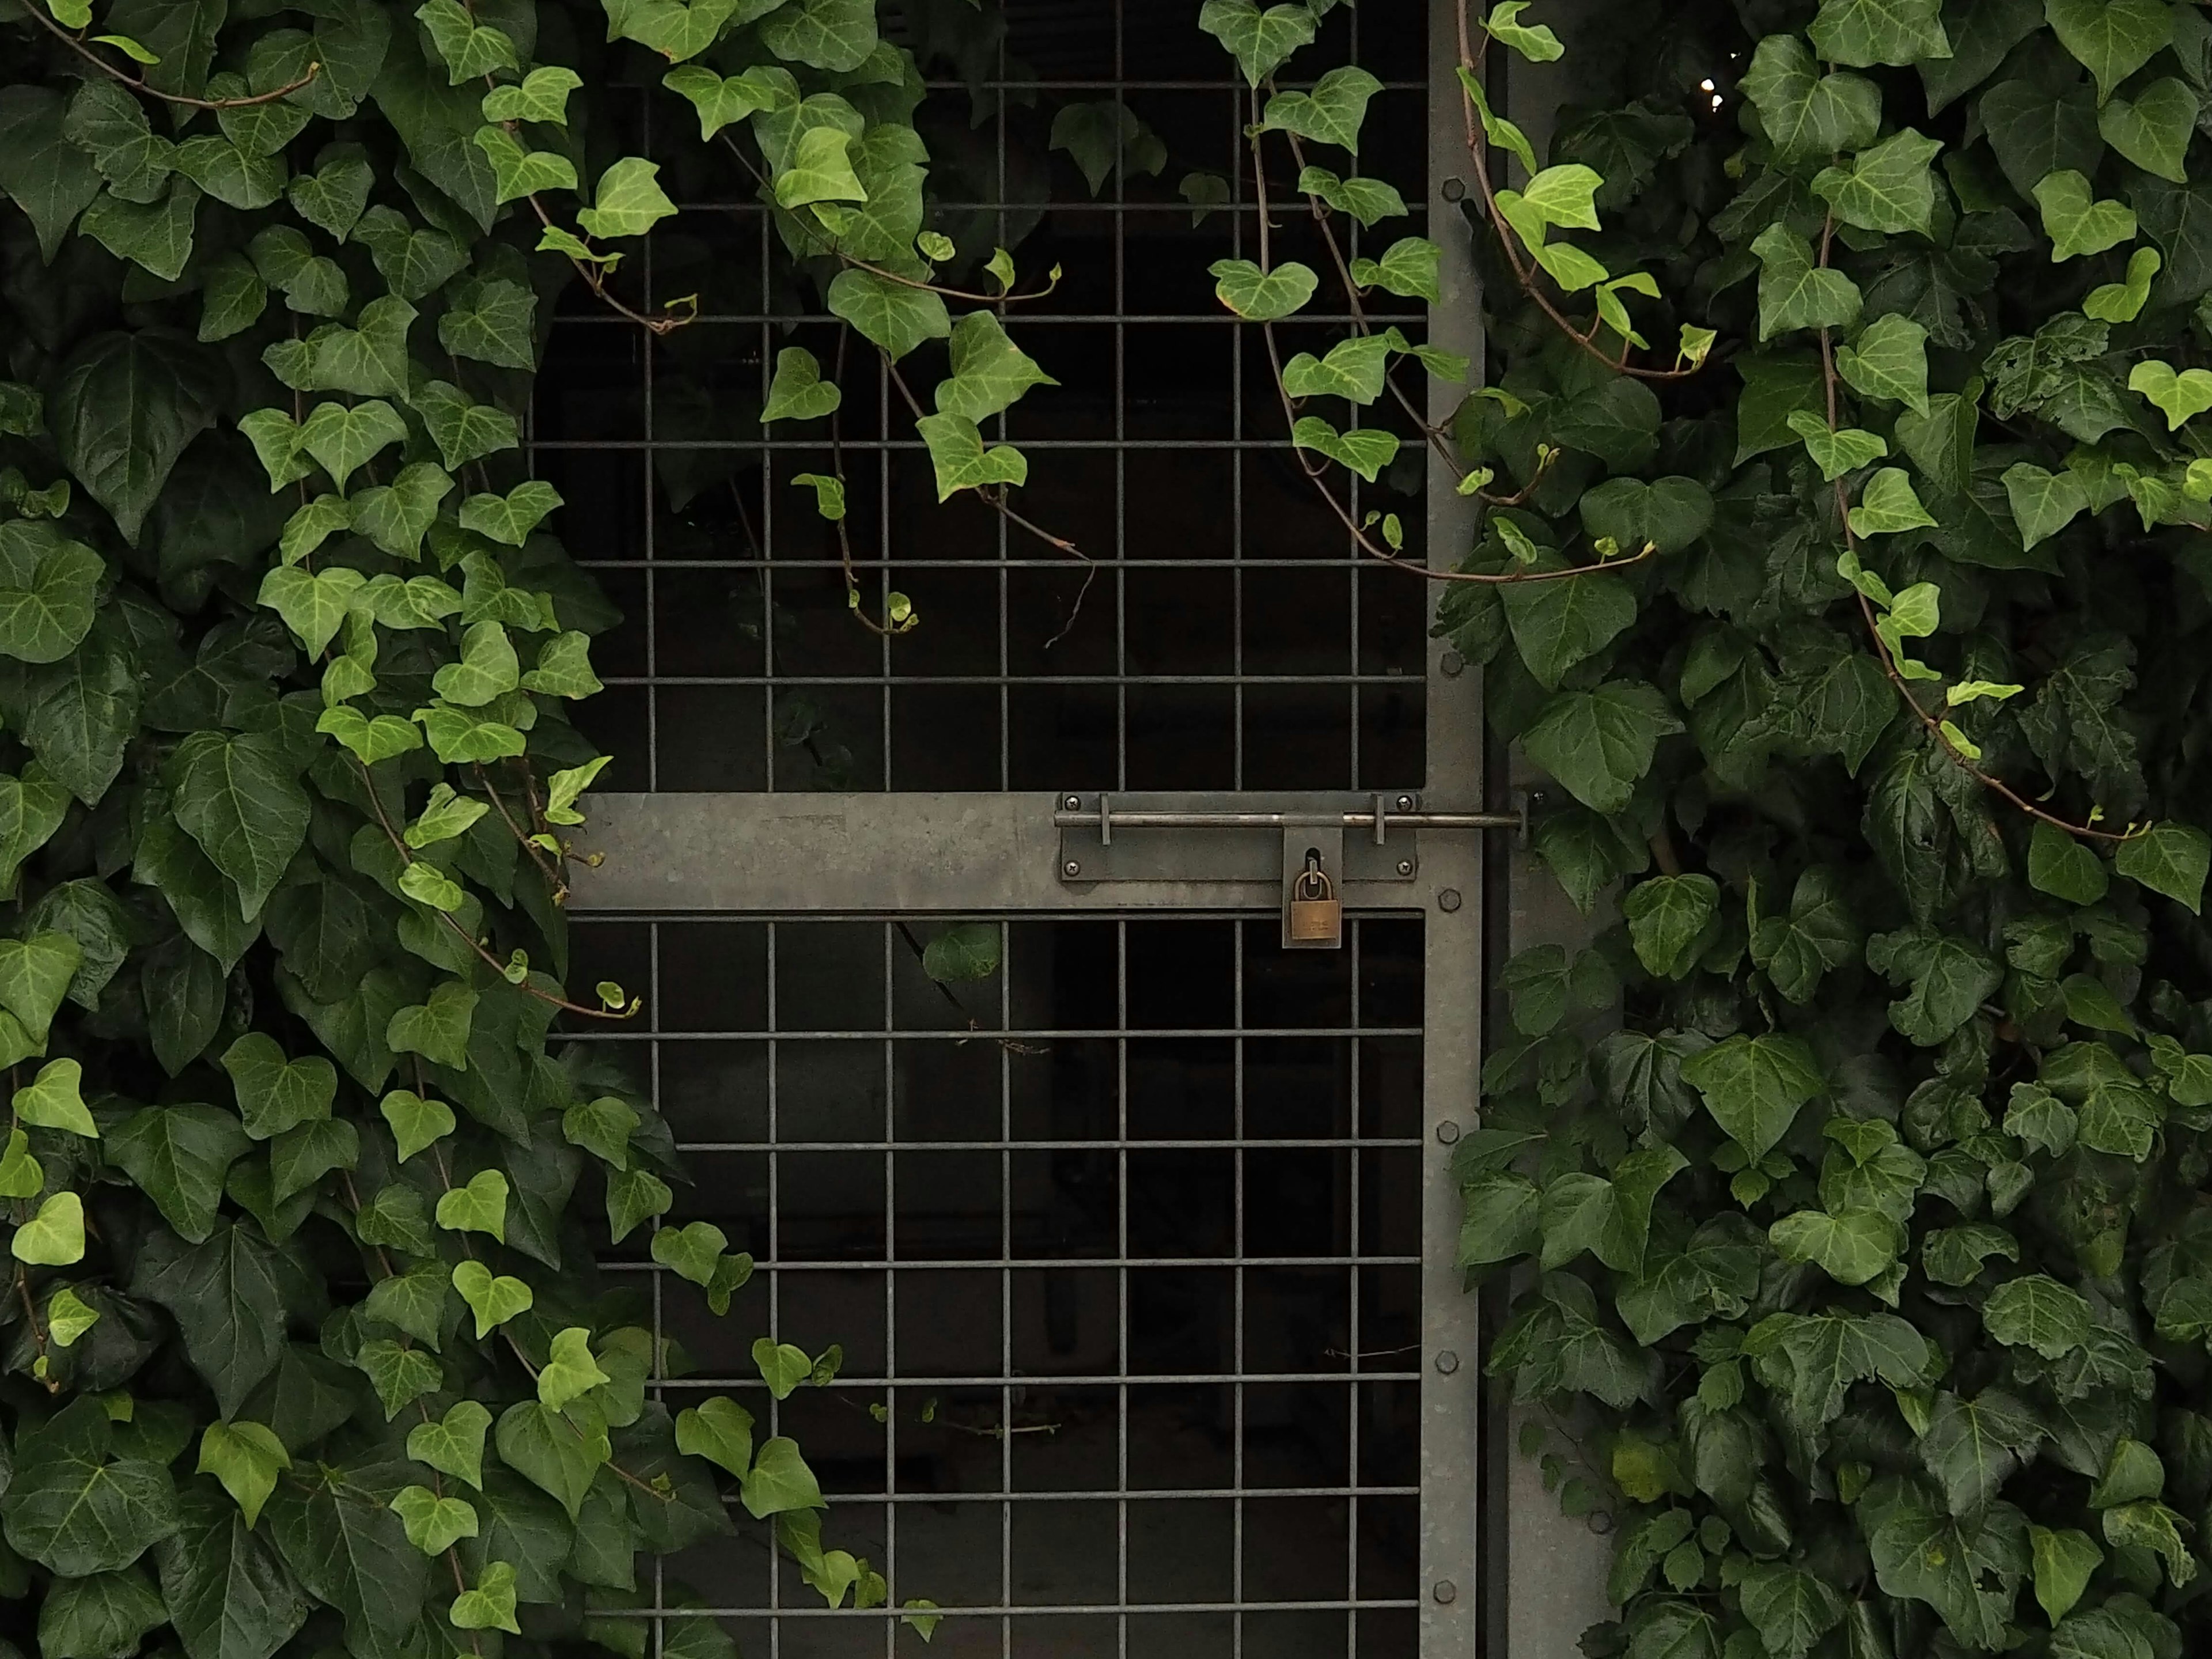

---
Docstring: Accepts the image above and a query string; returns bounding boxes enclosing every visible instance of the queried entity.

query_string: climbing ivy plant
[0,0,1062,1652]
[1199,0,2212,1656]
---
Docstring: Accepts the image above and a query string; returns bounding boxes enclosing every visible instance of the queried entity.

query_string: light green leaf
[2031,1525,2102,1625]
[2033,171,2138,260]
[2097,78,2197,182]
[407,1400,492,1490]
[414,0,517,82]
[2116,822,2211,912]
[472,125,578,204]
[481,65,582,126]
[449,1560,519,1634]
[661,65,783,139]
[914,414,1028,501]
[435,1168,509,1242]
[538,1328,610,1411]
[1209,258,1319,321]
[1752,223,1862,339]
[1297,165,1406,227]
[1813,127,1943,233]
[13,1190,84,1266]
[1834,313,1930,416]
[197,1421,288,1529]
[2084,246,2162,323]
[1740,35,1883,163]
[935,312,1056,423]
[2002,462,2092,549]
[15,1058,94,1137]
[675,1396,756,1476]
[1260,66,1381,153]
[762,348,842,423]
[1484,0,1564,60]
[1349,237,1442,302]
[1770,1207,1906,1285]
[296,400,407,491]
[379,1089,456,1160]
[577,157,675,238]
[389,1485,478,1555]
[1849,467,1938,535]
[1199,0,1317,85]
[388,980,478,1069]
[1290,417,1400,483]
[220,1033,335,1139]
[825,267,949,359]
[1787,411,1889,481]
[451,1259,533,1338]
[2128,359,2212,430]
[774,125,866,210]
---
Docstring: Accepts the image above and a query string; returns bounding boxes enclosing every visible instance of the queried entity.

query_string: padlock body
[1288,897,1342,944]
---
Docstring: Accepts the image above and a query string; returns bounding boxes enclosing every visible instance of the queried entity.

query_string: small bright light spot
[1699,78,1715,91]
[1710,94,1724,111]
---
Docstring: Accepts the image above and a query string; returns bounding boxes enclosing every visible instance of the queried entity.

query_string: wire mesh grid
[538,0,1435,797]
[569,914,1425,1657]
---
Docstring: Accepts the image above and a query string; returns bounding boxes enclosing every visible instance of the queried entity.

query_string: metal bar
[1056,809,1520,831]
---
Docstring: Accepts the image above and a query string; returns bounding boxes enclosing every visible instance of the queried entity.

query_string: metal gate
[550,1,1489,1651]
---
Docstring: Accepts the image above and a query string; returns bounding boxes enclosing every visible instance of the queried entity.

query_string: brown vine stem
[1807,212,2127,843]
[352,757,635,1019]
[1242,92,1651,588]
[879,359,1101,646]
[13,1268,51,1389]
[471,760,567,897]
[1452,5,1698,385]
[825,328,903,639]
[25,6,322,108]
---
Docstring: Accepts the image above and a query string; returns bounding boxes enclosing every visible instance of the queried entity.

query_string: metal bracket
[1055,791,1522,888]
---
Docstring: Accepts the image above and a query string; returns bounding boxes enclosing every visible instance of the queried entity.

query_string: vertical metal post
[1421,2,1486,1652]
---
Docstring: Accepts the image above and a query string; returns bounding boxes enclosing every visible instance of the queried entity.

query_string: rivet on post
[1433,1580,1459,1605]
[1437,1120,1460,1145]
[1435,1349,1460,1374]
[1438,888,1462,913]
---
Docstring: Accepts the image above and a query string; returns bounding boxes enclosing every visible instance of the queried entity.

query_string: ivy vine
[1190,0,2212,1654]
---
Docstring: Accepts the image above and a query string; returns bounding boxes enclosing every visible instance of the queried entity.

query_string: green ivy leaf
[2046,0,2171,102]
[1848,467,1938,536]
[1834,312,1931,417]
[407,1400,492,1490]
[537,1328,610,1411]
[1261,66,1381,153]
[762,347,842,423]
[2116,822,2211,911]
[1289,416,1399,483]
[435,1168,509,1242]
[1812,127,1942,234]
[1349,237,1442,302]
[197,1421,289,1529]
[1808,0,1952,67]
[914,414,1028,501]
[2030,1524,2103,1625]
[825,267,949,359]
[481,65,582,126]
[1752,224,1862,339]
[2084,246,2162,323]
[758,0,877,72]
[1208,257,1319,321]
[2034,171,2138,260]
[1740,35,1881,163]
[389,1484,478,1555]
[1786,411,1889,482]
[1483,1,1563,61]
[1199,0,1316,85]
[1982,1274,2094,1358]
[414,0,517,82]
[449,1559,520,1634]
[675,1396,755,1476]
[577,157,676,239]
[1521,681,1682,815]
[1296,165,1406,226]
[438,276,537,370]
[452,1259,535,1338]
[1679,1033,1825,1159]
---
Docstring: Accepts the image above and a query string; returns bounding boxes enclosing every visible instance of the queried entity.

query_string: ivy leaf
[1751,867,1861,1005]
[537,1328,611,1411]
[2127,359,2212,430]
[388,980,477,1069]
[2046,0,2171,102]
[52,329,218,547]
[389,1485,478,1555]
[2100,1502,2196,1586]
[1912,1391,2042,1519]
[2028,819,2109,904]
[576,157,676,238]
[1349,237,1442,302]
[762,348,842,423]
[435,1168,509,1242]
[1752,224,1862,339]
[1483,1,1564,60]
[1,1401,179,1574]
[758,0,877,72]
[16,1056,94,1137]
[414,0,517,82]
[1737,1564,1847,1659]
[1502,563,1638,691]
[169,731,310,926]
[2030,1524,2103,1625]
[0,930,81,1050]
[1848,468,1938,536]
[105,1105,249,1244]
[480,65,582,126]
[1297,165,1406,226]
[1679,1033,1825,1159]
[12,1190,84,1265]
[1262,66,1381,152]
[472,126,578,203]
[198,1421,290,1530]
[1578,475,1714,554]
[914,414,1028,501]
[2097,79,2198,183]
[2034,171,2138,260]
[1866,927,2003,1044]
[409,379,520,471]
[1834,312,1931,416]
[935,312,1057,423]
[458,480,562,546]
[451,1259,533,1338]
[1983,1274,2094,1358]
[2084,246,2162,323]
[1813,128,1942,234]
[296,399,408,491]
[131,1223,288,1416]
[675,1396,756,1477]
[2116,823,2210,911]
[1808,0,1952,67]
[1787,411,1889,482]
[1289,417,1399,483]
[449,1560,520,1634]
[739,1437,825,1518]
[1199,0,1317,85]
[353,209,468,302]
[438,276,537,370]
[2002,463,2092,550]
[0,524,103,665]
[661,65,782,139]
[1740,35,1882,163]
[493,1401,607,1519]
[1209,258,1319,321]
[407,1400,492,1491]
[1924,1222,2024,1285]
[1770,1207,1904,1285]
[824,267,949,359]
[1521,681,1681,815]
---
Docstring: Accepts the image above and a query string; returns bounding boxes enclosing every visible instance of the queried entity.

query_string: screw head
[1063,859,1081,877]
[1396,858,1414,876]
[1439,650,1465,677]
[1063,794,1081,810]
[1396,794,1415,811]
[1437,1120,1460,1145]
[1438,888,1463,913]
[1441,177,1467,202]
[1435,1349,1460,1374]
[1433,1580,1459,1605]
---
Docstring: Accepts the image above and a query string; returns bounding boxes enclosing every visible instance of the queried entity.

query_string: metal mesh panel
[536,0,1433,795]
[571,915,1423,1656]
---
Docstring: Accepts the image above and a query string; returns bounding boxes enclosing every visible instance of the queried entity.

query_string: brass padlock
[1288,853,1342,946]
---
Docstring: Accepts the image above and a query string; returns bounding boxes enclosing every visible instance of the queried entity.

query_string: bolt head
[1396,859,1414,876]
[1440,650,1465,677]
[1063,794,1081,810]
[1063,859,1081,877]
[1437,1120,1460,1145]
[1396,794,1414,811]
[1433,1580,1459,1605]
[1435,1349,1460,1374]
[1441,177,1467,202]
[1438,888,1463,913]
